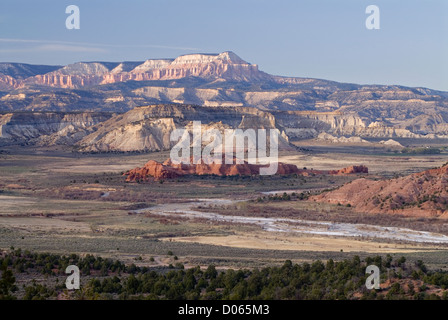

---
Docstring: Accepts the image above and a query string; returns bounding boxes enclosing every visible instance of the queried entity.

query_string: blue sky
[0,0,447,91]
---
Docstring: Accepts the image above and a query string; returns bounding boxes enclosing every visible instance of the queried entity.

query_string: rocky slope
[312,164,448,217]
[0,104,292,152]
[0,63,61,90]
[0,103,444,151]
[76,104,291,152]
[0,111,112,145]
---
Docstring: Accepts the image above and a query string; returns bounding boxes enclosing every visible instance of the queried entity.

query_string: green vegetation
[2,249,448,300]
[0,264,16,300]
[401,147,441,154]
[255,192,310,203]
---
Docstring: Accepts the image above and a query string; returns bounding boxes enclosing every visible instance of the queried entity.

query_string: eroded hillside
[312,164,448,217]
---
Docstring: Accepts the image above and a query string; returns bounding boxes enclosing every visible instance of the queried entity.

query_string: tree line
[2,248,448,300]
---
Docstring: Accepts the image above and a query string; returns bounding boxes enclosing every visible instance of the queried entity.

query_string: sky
[0,0,447,91]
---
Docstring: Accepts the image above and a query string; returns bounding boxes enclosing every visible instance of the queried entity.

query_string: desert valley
[2,52,448,300]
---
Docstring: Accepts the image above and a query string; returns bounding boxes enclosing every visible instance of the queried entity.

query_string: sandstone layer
[76,104,291,152]
[2,51,448,142]
[125,158,300,181]
[0,104,293,151]
[0,52,269,90]
[125,159,367,181]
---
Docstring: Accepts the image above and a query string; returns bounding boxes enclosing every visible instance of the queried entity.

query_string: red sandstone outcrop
[312,164,448,217]
[329,165,368,175]
[124,157,368,181]
[125,158,300,181]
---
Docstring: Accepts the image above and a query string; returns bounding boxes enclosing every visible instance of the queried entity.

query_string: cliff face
[124,157,301,181]
[2,52,448,140]
[125,158,367,181]
[0,63,61,90]
[102,53,267,85]
[8,52,269,89]
[275,110,448,139]
[76,104,292,152]
[2,103,448,151]
[0,112,112,145]
[328,165,368,175]
[78,117,177,152]
[2,104,288,151]
[0,75,18,90]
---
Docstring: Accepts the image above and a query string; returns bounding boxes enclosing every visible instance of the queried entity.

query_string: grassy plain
[1,144,448,269]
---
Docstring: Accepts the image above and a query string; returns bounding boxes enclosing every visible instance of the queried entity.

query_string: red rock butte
[328,165,368,175]
[124,157,368,181]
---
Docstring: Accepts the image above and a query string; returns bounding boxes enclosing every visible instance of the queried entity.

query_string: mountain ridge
[2,51,448,142]
[0,51,271,90]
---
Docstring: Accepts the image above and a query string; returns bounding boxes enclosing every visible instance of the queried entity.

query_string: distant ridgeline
[1,51,448,150]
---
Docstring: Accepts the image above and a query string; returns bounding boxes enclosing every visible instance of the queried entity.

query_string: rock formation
[316,132,369,144]
[378,139,404,148]
[0,104,293,151]
[0,52,269,90]
[2,52,448,142]
[75,104,291,152]
[125,158,367,181]
[312,164,448,217]
[124,157,302,181]
[0,63,60,90]
[328,165,368,175]
[0,111,112,145]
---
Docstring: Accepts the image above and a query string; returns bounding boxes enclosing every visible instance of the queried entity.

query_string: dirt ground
[166,232,441,253]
